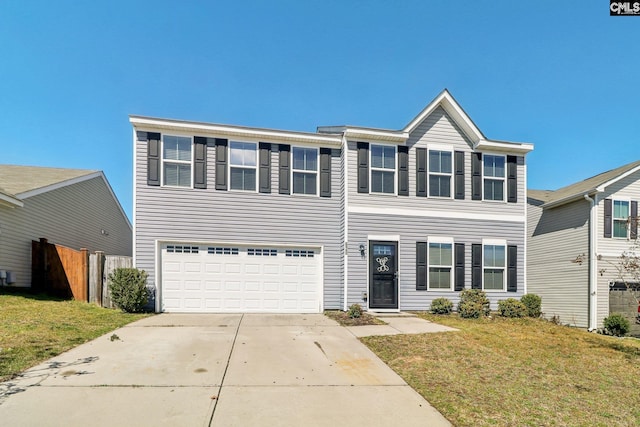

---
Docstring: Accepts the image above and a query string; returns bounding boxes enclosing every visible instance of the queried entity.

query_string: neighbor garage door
[160,243,322,313]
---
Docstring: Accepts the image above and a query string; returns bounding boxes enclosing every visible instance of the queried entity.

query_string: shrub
[498,298,527,318]
[347,303,363,319]
[430,298,453,315]
[108,268,150,313]
[457,289,490,318]
[603,313,630,337]
[521,294,542,318]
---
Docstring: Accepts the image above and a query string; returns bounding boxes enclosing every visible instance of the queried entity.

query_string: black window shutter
[416,147,427,197]
[507,245,517,292]
[147,132,161,186]
[398,146,409,196]
[215,138,228,191]
[320,148,331,197]
[193,137,207,189]
[357,142,369,193]
[259,142,271,193]
[454,243,465,291]
[507,155,517,203]
[472,152,482,200]
[416,242,427,290]
[604,198,612,238]
[471,244,482,289]
[631,201,638,240]
[279,144,290,194]
[454,151,465,200]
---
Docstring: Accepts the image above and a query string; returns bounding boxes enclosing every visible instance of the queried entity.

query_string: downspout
[584,194,598,331]
[342,133,349,311]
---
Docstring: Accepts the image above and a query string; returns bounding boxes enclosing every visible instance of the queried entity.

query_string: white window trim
[161,134,193,189]
[228,141,258,193]
[369,143,397,195]
[427,146,454,199]
[427,236,454,291]
[482,239,507,291]
[482,153,506,202]
[291,146,319,196]
[612,198,631,239]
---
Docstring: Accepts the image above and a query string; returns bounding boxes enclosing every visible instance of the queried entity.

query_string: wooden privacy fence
[89,252,132,308]
[32,238,131,307]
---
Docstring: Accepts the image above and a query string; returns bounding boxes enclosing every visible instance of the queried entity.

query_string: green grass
[0,291,151,381]
[362,313,640,427]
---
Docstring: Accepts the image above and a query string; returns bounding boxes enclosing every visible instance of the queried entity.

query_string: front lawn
[362,314,640,427]
[0,291,150,381]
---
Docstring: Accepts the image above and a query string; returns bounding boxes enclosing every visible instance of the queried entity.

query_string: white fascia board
[348,205,525,223]
[0,193,23,208]
[595,165,640,192]
[403,89,485,144]
[542,191,598,209]
[130,116,342,147]
[474,139,534,155]
[342,128,408,143]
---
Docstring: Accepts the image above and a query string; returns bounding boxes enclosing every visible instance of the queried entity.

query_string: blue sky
[1,1,638,220]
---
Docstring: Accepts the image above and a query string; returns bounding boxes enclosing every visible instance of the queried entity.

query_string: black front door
[369,241,398,309]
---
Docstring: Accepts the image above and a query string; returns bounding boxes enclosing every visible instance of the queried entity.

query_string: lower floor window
[428,242,452,290]
[483,244,505,290]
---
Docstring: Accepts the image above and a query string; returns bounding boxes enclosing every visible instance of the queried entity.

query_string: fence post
[95,251,105,306]
[80,248,89,302]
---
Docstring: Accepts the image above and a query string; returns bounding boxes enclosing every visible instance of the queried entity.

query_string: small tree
[108,268,149,313]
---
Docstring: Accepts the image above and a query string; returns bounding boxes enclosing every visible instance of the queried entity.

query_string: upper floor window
[483,244,506,291]
[428,241,453,290]
[370,144,396,194]
[613,200,630,238]
[429,150,452,198]
[483,154,505,201]
[163,135,192,187]
[292,147,318,195]
[230,141,257,191]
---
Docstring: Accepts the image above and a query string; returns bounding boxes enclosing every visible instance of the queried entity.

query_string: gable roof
[0,165,98,197]
[529,160,640,208]
[317,89,534,155]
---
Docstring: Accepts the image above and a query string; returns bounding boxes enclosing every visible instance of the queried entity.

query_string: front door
[369,241,398,309]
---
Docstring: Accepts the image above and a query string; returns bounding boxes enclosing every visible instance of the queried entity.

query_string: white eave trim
[130,116,343,147]
[474,139,534,155]
[542,190,599,209]
[317,126,408,143]
[595,164,640,192]
[0,192,23,208]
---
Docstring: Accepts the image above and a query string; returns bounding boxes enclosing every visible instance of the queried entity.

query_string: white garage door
[160,243,322,313]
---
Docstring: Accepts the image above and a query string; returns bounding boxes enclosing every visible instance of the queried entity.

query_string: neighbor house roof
[529,160,640,208]
[0,165,98,196]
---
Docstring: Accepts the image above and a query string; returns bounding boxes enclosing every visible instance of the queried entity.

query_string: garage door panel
[161,244,322,313]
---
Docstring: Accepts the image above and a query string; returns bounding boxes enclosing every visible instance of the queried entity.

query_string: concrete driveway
[0,314,451,426]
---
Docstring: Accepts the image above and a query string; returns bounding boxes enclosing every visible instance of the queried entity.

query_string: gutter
[584,193,598,331]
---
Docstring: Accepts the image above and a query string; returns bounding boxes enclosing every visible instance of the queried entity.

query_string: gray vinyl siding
[134,139,343,309]
[347,212,526,310]
[348,107,526,218]
[0,176,132,288]
[526,198,590,327]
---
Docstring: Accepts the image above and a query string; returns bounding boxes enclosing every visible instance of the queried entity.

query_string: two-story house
[131,90,533,313]
[528,160,640,333]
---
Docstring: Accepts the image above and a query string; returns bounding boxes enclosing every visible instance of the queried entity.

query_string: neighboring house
[131,89,533,314]
[528,160,640,331]
[0,165,132,288]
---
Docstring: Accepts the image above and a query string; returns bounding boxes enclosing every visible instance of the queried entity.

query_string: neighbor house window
[230,141,257,191]
[483,154,505,201]
[428,241,453,290]
[429,150,452,197]
[370,144,396,194]
[292,147,318,195]
[483,244,506,290]
[163,135,192,187]
[613,200,630,238]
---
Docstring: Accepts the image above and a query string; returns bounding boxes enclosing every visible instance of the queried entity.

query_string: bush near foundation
[108,268,150,313]
[603,313,630,337]
[457,289,490,318]
[521,293,542,318]
[430,298,453,314]
[498,298,527,318]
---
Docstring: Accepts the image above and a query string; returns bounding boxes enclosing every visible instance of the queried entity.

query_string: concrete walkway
[347,312,458,337]
[0,314,451,426]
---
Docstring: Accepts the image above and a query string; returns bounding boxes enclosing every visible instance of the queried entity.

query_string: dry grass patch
[324,310,386,326]
[0,291,150,381]
[362,313,640,427]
